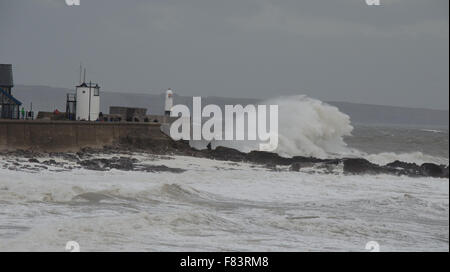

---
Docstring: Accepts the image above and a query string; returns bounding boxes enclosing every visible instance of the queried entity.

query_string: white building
[75,82,100,121]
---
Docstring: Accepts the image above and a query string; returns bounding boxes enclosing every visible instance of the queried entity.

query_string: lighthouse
[164,88,173,116]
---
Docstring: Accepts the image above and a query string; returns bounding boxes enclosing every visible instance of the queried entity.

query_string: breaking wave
[363,151,449,166]
[264,95,354,158]
[212,95,447,165]
[213,95,356,158]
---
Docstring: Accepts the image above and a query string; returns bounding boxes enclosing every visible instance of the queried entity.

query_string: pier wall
[0,120,170,152]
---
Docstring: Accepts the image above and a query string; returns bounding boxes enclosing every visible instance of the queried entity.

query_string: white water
[0,95,448,251]
[265,96,354,158]
[364,152,449,166]
[204,95,448,166]
[205,95,355,158]
[0,154,448,251]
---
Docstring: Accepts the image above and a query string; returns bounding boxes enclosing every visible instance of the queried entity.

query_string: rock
[205,146,246,162]
[42,159,58,166]
[385,160,421,176]
[316,162,338,173]
[442,166,449,178]
[78,157,137,171]
[59,153,80,162]
[289,162,301,172]
[78,156,185,173]
[343,158,384,175]
[140,164,185,173]
[246,151,293,165]
[112,157,135,170]
[79,159,108,171]
[386,160,419,169]
[289,162,314,171]
[419,163,446,178]
[264,163,280,171]
[2,137,448,179]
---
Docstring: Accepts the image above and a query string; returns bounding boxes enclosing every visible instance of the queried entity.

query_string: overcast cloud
[0,0,448,109]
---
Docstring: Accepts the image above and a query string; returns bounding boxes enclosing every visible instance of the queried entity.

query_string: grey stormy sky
[0,0,448,109]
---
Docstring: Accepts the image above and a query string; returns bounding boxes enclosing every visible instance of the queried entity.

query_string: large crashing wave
[265,95,354,158]
[250,96,447,164]
[188,95,448,165]
[209,95,356,159]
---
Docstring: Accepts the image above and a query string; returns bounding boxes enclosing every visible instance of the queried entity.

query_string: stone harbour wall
[0,120,170,152]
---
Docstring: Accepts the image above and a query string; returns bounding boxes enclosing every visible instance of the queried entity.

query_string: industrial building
[109,106,147,122]
[105,89,175,123]
[0,64,22,119]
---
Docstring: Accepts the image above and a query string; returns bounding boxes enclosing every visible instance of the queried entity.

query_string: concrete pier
[0,120,170,152]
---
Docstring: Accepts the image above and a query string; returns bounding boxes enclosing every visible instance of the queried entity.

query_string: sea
[0,96,448,252]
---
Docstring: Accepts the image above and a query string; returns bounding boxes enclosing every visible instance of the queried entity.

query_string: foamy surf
[0,154,448,251]
[207,95,447,166]
[0,95,447,251]
[363,151,449,166]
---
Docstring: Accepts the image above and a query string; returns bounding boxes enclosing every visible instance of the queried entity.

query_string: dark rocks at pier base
[1,149,186,174]
[289,162,315,172]
[79,157,137,171]
[138,164,186,173]
[420,163,448,178]
[102,134,450,178]
[196,145,448,178]
[383,160,449,178]
[343,158,386,175]
[1,140,448,178]
[79,157,185,173]
[201,146,327,166]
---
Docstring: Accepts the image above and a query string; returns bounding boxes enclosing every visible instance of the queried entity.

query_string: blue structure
[0,64,22,119]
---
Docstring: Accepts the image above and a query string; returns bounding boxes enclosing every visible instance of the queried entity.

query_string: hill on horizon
[12,84,449,128]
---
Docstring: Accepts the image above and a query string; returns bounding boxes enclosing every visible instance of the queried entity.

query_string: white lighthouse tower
[164,88,173,116]
[75,81,100,121]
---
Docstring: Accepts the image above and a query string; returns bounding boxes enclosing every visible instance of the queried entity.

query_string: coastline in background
[13,85,449,129]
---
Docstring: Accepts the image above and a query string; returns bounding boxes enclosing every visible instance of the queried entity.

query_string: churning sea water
[0,125,448,252]
[0,94,448,251]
